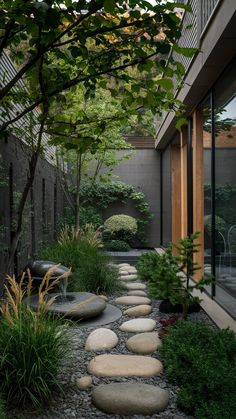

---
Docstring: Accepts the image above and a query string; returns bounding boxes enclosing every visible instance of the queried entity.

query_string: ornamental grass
[0,267,70,408]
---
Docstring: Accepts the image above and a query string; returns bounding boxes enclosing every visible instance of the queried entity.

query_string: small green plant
[58,224,103,248]
[148,248,182,302]
[70,240,122,295]
[80,181,153,245]
[42,237,121,295]
[104,214,138,243]
[0,398,6,419]
[41,241,81,271]
[174,232,213,319]
[139,234,213,319]
[137,251,165,282]
[0,268,70,408]
[105,240,130,252]
[204,214,226,234]
[160,321,236,419]
[79,206,103,228]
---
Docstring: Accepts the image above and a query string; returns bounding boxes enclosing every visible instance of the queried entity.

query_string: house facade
[156,0,236,319]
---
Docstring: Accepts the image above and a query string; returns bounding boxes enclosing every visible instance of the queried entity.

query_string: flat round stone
[119,270,129,275]
[28,292,106,319]
[124,282,147,290]
[126,332,162,354]
[127,290,147,297]
[98,295,108,301]
[118,263,131,268]
[92,383,169,415]
[87,354,163,377]
[120,318,156,332]
[126,267,137,274]
[85,328,118,351]
[124,305,152,317]
[76,375,93,390]
[119,274,138,281]
[114,296,151,305]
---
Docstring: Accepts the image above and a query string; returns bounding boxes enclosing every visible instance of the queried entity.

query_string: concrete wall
[102,149,161,248]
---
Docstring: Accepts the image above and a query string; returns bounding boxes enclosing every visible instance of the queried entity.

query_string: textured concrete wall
[102,149,161,248]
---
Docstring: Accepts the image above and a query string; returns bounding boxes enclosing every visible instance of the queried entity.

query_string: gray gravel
[9,289,215,419]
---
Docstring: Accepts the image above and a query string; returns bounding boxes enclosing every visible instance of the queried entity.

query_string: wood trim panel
[180,127,188,239]
[171,145,182,250]
[192,110,204,279]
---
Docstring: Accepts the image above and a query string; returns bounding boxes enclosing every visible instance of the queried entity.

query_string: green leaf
[176,117,188,131]
[104,0,116,13]
[156,78,173,91]
[173,45,198,57]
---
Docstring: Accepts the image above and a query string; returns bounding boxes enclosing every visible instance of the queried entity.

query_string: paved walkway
[82,263,170,416]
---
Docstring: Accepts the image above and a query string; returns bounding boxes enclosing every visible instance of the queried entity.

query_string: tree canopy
[0,0,192,132]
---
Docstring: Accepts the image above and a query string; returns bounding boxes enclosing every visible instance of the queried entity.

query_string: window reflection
[214,61,236,317]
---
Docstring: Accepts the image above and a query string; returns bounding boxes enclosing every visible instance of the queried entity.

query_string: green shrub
[0,270,69,408]
[105,240,130,252]
[41,240,81,271]
[80,206,102,228]
[104,214,138,242]
[41,239,121,295]
[136,250,183,300]
[160,321,236,419]
[70,240,122,295]
[0,398,6,419]
[136,251,161,281]
[204,214,226,234]
[80,181,153,245]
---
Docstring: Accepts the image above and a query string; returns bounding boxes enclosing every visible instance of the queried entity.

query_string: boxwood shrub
[160,321,236,419]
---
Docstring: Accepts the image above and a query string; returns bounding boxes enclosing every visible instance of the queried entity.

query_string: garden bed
[9,297,214,419]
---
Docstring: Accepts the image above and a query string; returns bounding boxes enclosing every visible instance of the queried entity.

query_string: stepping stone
[119,274,138,281]
[124,282,146,290]
[127,290,147,297]
[76,375,93,390]
[126,332,162,354]
[98,295,108,301]
[85,328,118,351]
[114,296,151,305]
[92,383,169,415]
[118,263,131,268]
[126,267,137,274]
[87,354,163,377]
[124,304,152,317]
[120,318,156,332]
[119,270,129,275]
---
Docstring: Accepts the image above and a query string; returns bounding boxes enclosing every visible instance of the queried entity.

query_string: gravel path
[10,272,215,419]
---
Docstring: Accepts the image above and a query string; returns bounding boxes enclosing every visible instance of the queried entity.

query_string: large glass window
[201,96,212,288]
[214,59,236,318]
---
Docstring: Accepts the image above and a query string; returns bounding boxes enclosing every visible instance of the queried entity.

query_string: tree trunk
[75,152,82,229]
[7,117,46,274]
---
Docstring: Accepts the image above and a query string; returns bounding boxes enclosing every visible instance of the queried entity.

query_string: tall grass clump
[41,225,121,295]
[69,240,122,295]
[0,267,70,408]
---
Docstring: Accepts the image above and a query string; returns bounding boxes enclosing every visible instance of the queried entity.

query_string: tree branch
[1,51,158,131]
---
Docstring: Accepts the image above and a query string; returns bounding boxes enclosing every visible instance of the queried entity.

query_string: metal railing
[0,51,55,163]
[173,0,221,74]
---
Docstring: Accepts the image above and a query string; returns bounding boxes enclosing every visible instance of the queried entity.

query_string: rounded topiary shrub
[104,214,138,243]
